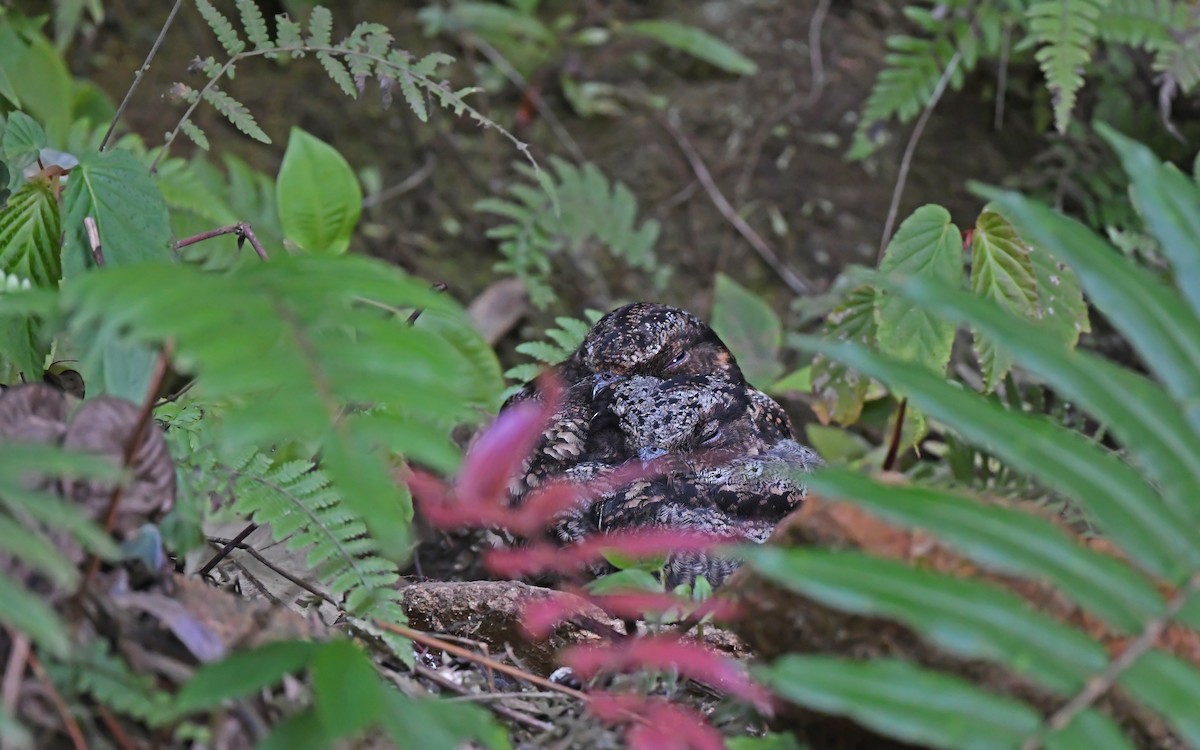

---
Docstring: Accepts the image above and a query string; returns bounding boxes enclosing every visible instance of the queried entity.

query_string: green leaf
[311,640,383,738]
[1119,649,1200,746]
[1044,709,1137,750]
[380,692,510,750]
[0,178,61,286]
[756,656,1041,750]
[61,147,173,275]
[807,468,1163,633]
[0,709,32,750]
[0,514,78,588]
[1098,124,1200,319]
[876,205,963,374]
[587,568,663,595]
[0,36,72,141]
[1029,239,1089,349]
[258,708,329,750]
[809,285,876,425]
[975,183,1200,436]
[797,335,1200,583]
[892,275,1200,535]
[765,366,811,396]
[711,272,783,385]
[746,547,1107,693]
[623,20,758,75]
[0,572,69,657]
[969,210,1037,390]
[276,128,362,255]
[173,640,319,716]
[414,308,504,412]
[195,0,245,57]
[1,112,47,182]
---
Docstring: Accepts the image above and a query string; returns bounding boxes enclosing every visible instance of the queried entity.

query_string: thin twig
[468,35,587,163]
[27,653,87,750]
[994,23,1011,131]
[173,223,269,261]
[807,0,832,106]
[1021,570,1200,750]
[96,704,138,750]
[84,216,106,266]
[659,111,815,296]
[82,344,173,588]
[205,536,338,607]
[882,398,908,472]
[1,629,30,715]
[413,663,554,733]
[406,282,448,326]
[374,620,588,701]
[101,0,183,151]
[361,156,438,209]
[197,524,260,578]
[877,51,962,262]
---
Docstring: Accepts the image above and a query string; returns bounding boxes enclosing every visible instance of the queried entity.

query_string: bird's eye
[699,422,721,445]
[666,350,689,370]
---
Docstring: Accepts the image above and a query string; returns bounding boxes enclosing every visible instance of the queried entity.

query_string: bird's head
[579,303,743,385]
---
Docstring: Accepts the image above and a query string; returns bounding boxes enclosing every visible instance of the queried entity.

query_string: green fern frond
[503,310,602,388]
[317,51,357,98]
[1097,0,1177,47]
[235,0,270,50]
[306,5,333,47]
[195,0,245,57]
[1027,0,1107,134]
[180,120,210,150]
[52,642,173,726]
[275,12,303,53]
[478,158,665,309]
[201,86,270,143]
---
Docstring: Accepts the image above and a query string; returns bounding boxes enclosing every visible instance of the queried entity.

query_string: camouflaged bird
[590,439,823,588]
[505,303,745,502]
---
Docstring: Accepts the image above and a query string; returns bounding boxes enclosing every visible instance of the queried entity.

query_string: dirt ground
[74,0,1040,330]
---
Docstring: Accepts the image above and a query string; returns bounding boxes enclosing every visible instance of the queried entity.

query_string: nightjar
[505,303,745,501]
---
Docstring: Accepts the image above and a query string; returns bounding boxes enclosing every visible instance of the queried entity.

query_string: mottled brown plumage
[505,303,743,504]
[591,440,822,588]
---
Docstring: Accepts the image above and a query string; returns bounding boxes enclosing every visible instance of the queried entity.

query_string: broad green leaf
[258,708,330,750]
[1098,124,1200,318]
[311,640,383,738]
[380,692,510,750]
[765,366,811,396]
[1119,650,1200,746]
[807,468,1163,633]
[0,35,71,141]
[976,184,1200,435]
[756,656,1041,750]
[711,272,783,385]
[1,112,46,184]
[1029,241,1089,348]
[893,276,1200,533]
[59,147,172,399]
[0,65,19,109]
[276,128,362,255]
[61,147,173,275]
[745,547,1107,693]
[173,640,319,716]
[0,178,61,286]
[587,568,663,595]
[727,734,804,750]
[970,210,1037,390]
[0,571,68,657]
[798,336,1200,583]
[624,20,758,75]
[0,313,41,381]
[876,205,962,374]
[810,285,876,424]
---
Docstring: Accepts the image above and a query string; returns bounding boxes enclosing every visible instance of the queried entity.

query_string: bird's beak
[638,447,667,465]
[592,371,622,398]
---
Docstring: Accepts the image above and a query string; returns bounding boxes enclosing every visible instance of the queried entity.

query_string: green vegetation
[1,0,1198,748]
